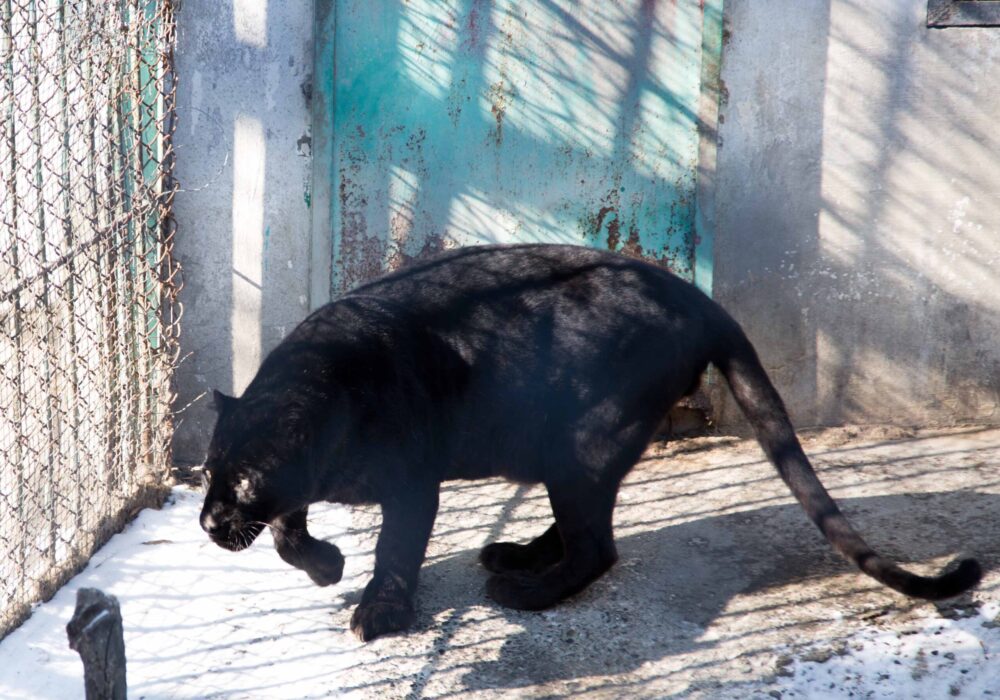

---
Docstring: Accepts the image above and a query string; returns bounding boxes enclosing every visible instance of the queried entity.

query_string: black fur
[199,244,980,641]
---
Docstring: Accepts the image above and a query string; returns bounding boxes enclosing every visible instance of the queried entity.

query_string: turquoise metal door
[311,0,723,301]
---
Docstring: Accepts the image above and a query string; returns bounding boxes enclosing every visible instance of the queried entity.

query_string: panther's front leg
[350,483,439,641]
[270,507,345,586]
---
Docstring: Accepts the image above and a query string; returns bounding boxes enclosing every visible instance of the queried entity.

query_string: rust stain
[487,16,517,148]
[389,134,421,251]
[336,128,389,293]
[578,207,607,244]
[578,203,626,252]
[577,190,689,271]
[447,77,467,127]
[337,170,383,293]
[467,6,480,45]
[488,78,508,147]
[621,224,644,259]
[606,216,621,251]
[593,206,615,234]
[406,127,427,152]
[386,233,448,273]
[389,209,413,241]
[490,103,504,145]
[460,0,491,53]
[404,125,429,188]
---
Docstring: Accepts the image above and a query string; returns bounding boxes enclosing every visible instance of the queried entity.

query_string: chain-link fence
[0,0,179,639]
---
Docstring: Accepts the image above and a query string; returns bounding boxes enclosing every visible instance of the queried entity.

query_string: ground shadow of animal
[378,490,998,694]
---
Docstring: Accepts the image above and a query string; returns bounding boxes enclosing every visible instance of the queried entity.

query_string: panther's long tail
[712,318,980,600]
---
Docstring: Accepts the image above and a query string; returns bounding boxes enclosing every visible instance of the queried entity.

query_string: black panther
[199,244,980,641]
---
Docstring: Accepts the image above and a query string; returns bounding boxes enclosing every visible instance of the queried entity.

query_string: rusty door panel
[312,0,723,299]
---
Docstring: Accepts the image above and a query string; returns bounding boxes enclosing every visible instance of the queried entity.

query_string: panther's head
[199,390,307,551]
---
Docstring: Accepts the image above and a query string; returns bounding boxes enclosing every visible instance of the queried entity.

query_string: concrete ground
[335,425,1000,698]
[3,426,999,698]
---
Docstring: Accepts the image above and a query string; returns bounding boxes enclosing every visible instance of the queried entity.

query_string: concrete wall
[714,0,1000,429]
[172,1,314,464]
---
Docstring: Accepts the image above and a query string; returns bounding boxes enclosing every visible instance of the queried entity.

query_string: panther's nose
[201,512,221,535]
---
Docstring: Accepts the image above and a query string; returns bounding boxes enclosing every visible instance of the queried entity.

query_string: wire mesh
[0,0,179,640]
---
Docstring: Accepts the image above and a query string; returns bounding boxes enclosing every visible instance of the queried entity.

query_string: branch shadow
[348,489,998,695]
[716,0,1000,428]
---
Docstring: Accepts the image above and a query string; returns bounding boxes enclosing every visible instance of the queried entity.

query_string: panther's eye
[234,475,254,504]
[201,469,212,492]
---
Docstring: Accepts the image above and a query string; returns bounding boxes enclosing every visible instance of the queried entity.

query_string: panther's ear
[211,389,238,415]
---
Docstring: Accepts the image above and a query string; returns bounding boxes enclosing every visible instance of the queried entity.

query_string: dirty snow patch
[774,601,1000,698]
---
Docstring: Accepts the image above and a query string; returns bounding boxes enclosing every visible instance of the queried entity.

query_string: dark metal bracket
[928,0,1000,27]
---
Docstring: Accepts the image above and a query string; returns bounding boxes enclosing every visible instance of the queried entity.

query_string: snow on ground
[0,488,372,699]
[1,428,1000,698]
[772,601,1000,699]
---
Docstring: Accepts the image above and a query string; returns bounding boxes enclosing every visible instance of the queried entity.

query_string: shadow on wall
[172,0,314,464]
[808,0,1000,426]
[715,0,1000,429]
[323,0,714,293]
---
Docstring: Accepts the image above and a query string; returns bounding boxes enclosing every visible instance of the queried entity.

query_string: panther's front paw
[350,599,414,641]
[479,542,528,573]
[486,571,561,611]
[302,539,345,586]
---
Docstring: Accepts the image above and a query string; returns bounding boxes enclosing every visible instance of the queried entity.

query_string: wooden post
[66,588,127,700]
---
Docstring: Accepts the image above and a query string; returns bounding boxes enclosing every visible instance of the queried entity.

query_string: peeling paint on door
[312,0,723,299]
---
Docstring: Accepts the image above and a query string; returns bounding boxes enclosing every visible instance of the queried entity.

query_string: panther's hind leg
[270,507,345,586]
[479,523,563,574]
[486,477,618,610]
